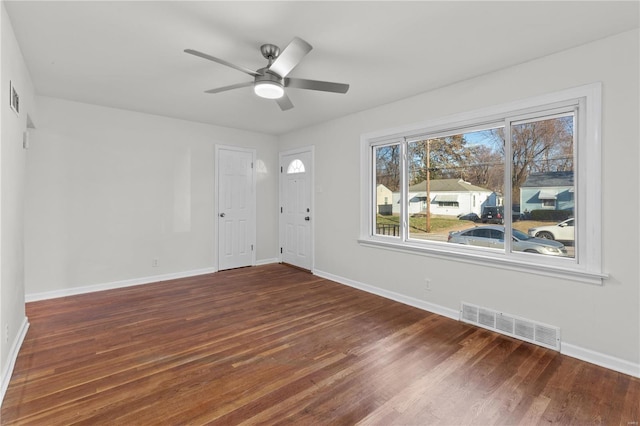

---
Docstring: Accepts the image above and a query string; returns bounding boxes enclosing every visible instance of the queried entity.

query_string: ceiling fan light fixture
[254,81,284,99]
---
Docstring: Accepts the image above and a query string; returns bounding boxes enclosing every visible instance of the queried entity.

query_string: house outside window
[361,84,604,284]
[521,171,573,213]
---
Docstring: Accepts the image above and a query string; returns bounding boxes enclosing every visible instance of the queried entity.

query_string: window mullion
[401,140,409,241]
[572,106,580,263]
[370,145,377,237]
[503,118,513,254]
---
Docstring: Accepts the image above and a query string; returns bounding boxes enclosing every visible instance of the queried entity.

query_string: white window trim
[359,83,606,285]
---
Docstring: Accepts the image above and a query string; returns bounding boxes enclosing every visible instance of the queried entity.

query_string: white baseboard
[25,267,219,302]
[255,258,279,266]
[562,342,640,378]
[1,317,29,405]
[313,269,460,320]
[313,268,640,379]
[25,260,282,303]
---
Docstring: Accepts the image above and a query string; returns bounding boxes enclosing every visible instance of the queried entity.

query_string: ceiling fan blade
[204,81,253,94]
[268,37,312,78]
[276,93,294,111]
[285,77,349,94]
[184,49,260,77]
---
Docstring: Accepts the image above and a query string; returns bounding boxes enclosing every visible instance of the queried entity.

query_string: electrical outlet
[152,259,159,267]
[425,278,432,292]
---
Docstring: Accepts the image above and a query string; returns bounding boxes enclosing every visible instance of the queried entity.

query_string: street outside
[407,219,576,258]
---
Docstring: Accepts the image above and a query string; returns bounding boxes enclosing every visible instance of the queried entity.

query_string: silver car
[448,225,568,256]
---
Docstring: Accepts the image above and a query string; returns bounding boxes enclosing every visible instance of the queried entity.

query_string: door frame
[215,144,257,271]
[279,146,315,272]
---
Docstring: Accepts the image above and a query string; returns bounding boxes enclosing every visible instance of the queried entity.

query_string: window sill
[357,238,607,286]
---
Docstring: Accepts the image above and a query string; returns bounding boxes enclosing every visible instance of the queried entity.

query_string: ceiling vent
[460,302,561,351]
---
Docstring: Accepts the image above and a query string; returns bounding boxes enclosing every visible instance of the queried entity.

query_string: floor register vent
[460,302,561,351]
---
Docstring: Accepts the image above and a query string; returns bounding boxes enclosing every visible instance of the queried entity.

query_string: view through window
[373,112,576,259]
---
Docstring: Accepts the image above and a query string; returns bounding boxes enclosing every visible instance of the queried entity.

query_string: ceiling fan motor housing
[255,67,284,83]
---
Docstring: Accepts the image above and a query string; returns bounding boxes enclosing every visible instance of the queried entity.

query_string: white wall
[1,1,34,397]
[278,29,640,372]
[24,97,278,296]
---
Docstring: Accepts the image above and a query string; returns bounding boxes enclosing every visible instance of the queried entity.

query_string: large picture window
[361,84,604,284]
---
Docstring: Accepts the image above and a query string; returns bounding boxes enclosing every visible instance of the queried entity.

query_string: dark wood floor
[2,264,638,425]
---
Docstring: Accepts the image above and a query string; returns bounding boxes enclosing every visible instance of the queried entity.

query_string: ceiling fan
[185,37,349,111]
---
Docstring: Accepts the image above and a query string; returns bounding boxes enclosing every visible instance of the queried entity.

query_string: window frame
[359,83,605,285]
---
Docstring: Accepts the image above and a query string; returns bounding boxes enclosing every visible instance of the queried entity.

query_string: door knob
[219,213,225,217]
[305,216,310,221]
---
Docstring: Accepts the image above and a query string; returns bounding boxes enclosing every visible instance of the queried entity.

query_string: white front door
[217,146,255,270]
[280,148,313,271]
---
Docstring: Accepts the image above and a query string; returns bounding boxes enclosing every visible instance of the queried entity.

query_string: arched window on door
[287,159,306,174]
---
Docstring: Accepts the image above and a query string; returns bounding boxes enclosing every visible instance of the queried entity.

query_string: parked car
[528,218,575,242]
[511,211,521,222]
[458,212,480,222]
[481,206,504,224]
[447,225,568,256]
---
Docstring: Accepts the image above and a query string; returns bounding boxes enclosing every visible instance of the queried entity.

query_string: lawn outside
[375,215,574,256]
[376,214,555,236]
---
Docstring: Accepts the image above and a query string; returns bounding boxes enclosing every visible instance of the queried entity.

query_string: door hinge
[280,247,283,254]
[251,244,254,251]
[280,166,283,173]
[251,162,254,169]
[280,207,283,213]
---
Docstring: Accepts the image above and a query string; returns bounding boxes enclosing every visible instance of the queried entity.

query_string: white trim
[562,343,640,378]
[255,258,279,266]
[313,268,459,320]
[25,267,218,302]
[25,260,280,303]
[1,317,29,405]
[314,269,639,378]
[360,83,603,283]
[358,238,606,285]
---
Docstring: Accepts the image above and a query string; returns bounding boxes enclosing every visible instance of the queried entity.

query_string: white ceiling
[5,1,639,135]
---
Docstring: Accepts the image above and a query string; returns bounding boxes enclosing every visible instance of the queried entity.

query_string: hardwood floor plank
[2,264,639,425]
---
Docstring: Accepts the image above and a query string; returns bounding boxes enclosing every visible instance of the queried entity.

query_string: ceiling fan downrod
[260,44,280,65]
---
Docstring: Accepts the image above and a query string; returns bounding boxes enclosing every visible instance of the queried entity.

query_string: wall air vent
[460,302,561,351]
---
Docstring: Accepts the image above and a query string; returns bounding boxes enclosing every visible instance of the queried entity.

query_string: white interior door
[280,149,313,271]
[217,146,255,270]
